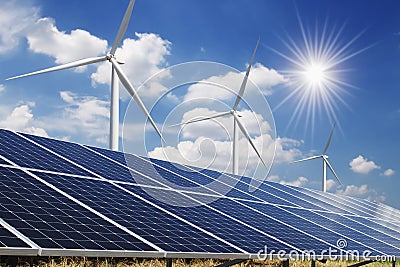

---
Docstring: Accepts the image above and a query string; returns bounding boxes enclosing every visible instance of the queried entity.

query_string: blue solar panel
[87,146,262,200]
[0,158,9,165]
[0,130,90,176]
[0,166,156,251]
[117,183,330,254]
[35,171,240,253]
[347,216,400,240]
[294,187,380,217]
[281,207,399,256]
[307,210,400,255]
[0,225,29,248]
[0,129,400,259]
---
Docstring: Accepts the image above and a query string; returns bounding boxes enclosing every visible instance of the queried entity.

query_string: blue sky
[0,0,399,208]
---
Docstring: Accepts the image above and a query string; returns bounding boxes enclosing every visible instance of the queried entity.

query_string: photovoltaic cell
[21,134,143,183]
[35,171,240,253]
[88,146,261,200]
[0,225,29,248]
[294,187,379,217]
[118,183,322,254]
[0,166,155,251]
[0,130,90,176]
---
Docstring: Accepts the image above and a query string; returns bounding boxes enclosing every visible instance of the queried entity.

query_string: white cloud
[0,1,39,54]
[337,184,369,196]
[54,91,109,142]
[280,176,309,187]
[0,84,5,93]
[382,168,395,176]
[91,33,171,99]
[148,111,302,178]
[26,17,108,68]
[273,137,303,163]
[0,103,48,137]
[184,63,286,102]
[267,175,309,187]
[326,179,338,191]
[336,184,386,203]
[349,155,380,174]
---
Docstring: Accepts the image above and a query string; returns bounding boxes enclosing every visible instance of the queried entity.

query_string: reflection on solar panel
[0,128,399,260]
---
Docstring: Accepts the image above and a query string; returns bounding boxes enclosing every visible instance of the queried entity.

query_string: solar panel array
[0,128,399,259]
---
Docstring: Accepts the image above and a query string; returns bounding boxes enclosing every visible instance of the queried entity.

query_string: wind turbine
[6,0,165,149]
[291,122,342,192]
[171,38,267,175]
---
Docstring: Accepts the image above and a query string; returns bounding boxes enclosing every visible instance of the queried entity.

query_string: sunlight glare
[304,63,327,86]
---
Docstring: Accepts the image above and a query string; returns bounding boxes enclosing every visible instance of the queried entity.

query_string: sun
[270,14,369,134]
[304,63,327,86]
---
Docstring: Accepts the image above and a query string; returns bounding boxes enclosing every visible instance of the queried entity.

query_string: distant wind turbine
[291,122,342,192]
[6,0,165,149]
[171,38,267,175]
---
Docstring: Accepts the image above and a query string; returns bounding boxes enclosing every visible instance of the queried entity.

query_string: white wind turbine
[6,0,165,149]
[291,122,342,192]
[171,38,267,175]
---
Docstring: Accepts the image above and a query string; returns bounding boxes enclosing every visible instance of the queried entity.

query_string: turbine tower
[172,38,267,175]
[6,0,165,149]
[292,122,342,192]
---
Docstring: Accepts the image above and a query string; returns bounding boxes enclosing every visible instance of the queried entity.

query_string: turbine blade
[232,37,260,111]
[6,56,107,81]
[324,158,343,185]
[233,112,268,170]
[110,58,166,144]
[110,0,136,55]
[169,111,231,127]
[291,155,322,164]
[323,121,337,154]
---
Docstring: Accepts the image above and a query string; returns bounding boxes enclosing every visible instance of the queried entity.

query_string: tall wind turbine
[6,0,165,149]
[171,38,267,175]
[292,122,342,192]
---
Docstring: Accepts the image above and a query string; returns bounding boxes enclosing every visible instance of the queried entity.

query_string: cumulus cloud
[382,168,395,176]
[184,63,286,102]
[280,176,309,187]
[55,91,109,142]
[148,109,302,178]
[26,17,108,69]
[267,175,309,187]
[0,103,48,137]
[273,137,303,163]
[326,179,338,191]
[0,1,39,53]
[336,184,385,202]
[349,155,380,174]
[91,33,171,99]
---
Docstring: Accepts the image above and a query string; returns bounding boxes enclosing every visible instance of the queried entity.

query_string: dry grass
[1,257,397,267]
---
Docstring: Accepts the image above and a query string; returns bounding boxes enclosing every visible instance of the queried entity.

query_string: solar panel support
[282,259,290,267]
[166,258,172,267]
[214,259,247,267]
[311,260,316,267]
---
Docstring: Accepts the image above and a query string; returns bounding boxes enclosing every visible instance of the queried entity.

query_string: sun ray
[271,13,370,135]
